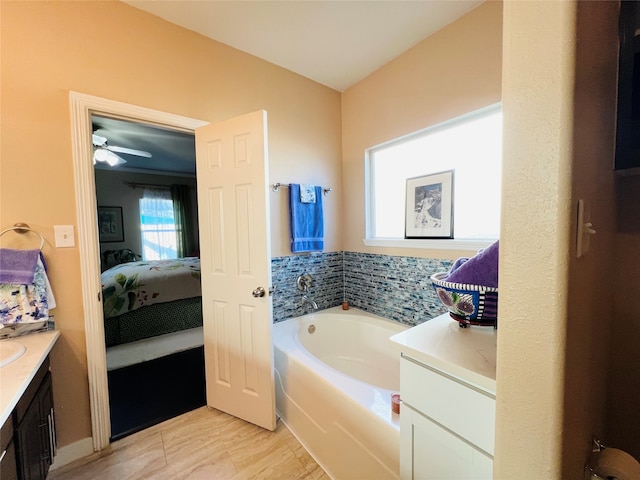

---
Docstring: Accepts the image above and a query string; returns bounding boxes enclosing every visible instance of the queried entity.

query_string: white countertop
[0,330,60,426]
[389,313,497,393]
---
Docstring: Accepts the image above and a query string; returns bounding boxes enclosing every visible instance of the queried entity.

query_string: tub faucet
[301,294,318,310]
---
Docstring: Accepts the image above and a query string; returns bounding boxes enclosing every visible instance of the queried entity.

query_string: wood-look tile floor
[49,406,330,480]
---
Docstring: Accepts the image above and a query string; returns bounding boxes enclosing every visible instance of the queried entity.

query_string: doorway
[91,114,206,439]
[70,92,208,450]
[71,93,275,451]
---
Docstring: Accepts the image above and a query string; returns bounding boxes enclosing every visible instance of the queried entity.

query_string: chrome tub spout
[302,295,318,310]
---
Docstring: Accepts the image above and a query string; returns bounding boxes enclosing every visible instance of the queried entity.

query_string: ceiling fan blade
[107,145,152,158]
[92,134,108,146]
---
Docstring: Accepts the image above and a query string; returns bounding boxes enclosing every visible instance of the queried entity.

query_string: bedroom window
[365,104,502,249]
[139,188,178,260]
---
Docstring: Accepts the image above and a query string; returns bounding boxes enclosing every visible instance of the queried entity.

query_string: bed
[101,257,202,348]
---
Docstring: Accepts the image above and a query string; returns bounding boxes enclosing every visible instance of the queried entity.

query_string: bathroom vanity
[390,314,497,480]
[0,331,60,480]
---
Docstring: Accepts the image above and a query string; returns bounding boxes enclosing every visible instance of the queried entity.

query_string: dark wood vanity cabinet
[1,413,19,480]
[615,0,640,170]
[13,357,56,480]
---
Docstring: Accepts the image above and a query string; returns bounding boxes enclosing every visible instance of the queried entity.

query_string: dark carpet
[107,346,206,441]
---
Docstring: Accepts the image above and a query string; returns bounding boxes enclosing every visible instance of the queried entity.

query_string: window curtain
[171,184,197,257]
[141,187,176,260]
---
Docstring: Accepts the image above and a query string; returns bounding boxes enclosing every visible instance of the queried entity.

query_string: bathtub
[273,306,407,479]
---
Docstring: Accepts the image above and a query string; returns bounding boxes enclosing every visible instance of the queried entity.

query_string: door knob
[252,287,266,298]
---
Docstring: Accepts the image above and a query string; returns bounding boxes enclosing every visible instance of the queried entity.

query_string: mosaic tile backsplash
[271,252,344,322]
[271,251,453,327]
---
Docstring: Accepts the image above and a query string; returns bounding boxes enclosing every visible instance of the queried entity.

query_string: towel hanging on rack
[0,223,56,338]
[0,225,56,335]
[0,251,55,326]
[0,249,40,284]
[299,184,317,204]
[289,184,324,253]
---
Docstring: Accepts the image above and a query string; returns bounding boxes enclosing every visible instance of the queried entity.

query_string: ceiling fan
[92,134,152,167]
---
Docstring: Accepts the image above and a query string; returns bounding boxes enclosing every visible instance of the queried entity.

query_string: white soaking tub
[273,306,407,479]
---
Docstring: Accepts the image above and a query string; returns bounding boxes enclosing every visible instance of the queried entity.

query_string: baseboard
[49,437,94,470]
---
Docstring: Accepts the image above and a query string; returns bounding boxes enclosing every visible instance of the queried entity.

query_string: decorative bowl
[430,272,498,327]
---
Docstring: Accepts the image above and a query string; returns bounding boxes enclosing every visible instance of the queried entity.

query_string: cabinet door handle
[0,449,6,463]
[47,412,56,460]
[50,407,57,457]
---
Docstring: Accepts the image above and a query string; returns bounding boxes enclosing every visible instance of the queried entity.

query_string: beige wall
[497,1,620,478]
[1,1,341,448]
[341,1,503,261]
[495,2,575,476]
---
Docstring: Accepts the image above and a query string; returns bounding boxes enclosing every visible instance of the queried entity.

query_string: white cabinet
[400,404,493,480]
[399,355,495,480]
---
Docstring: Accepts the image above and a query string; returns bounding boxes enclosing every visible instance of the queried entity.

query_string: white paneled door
[195,110,275,431]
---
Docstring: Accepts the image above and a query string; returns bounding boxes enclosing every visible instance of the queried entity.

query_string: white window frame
[364,104,501,252]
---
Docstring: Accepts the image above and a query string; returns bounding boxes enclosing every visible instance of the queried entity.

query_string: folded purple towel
[0,248,40,284]
[449,256,469,274]
[446,240,499,288]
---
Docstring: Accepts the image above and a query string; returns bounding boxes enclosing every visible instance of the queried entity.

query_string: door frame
[69,92,207,450]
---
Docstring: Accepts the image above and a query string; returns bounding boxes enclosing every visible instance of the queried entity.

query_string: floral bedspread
[101,257,201,320]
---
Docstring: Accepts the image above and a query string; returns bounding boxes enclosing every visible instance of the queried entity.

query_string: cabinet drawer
[400,356,495,455]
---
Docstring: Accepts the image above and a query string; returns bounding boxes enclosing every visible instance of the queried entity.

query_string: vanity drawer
[400,355,495,455]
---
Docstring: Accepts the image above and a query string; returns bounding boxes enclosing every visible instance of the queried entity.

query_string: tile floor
[48,406,329,480]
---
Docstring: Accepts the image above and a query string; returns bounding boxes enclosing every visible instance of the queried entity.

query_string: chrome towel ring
[0,223,46,250]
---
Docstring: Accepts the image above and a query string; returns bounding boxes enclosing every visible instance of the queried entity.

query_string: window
[139,188,178,260]
[367,104,502,248]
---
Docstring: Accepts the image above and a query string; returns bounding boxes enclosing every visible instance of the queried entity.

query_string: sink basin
[0,341,26,368]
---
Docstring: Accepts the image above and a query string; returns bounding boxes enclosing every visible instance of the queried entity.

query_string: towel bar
[272,183,332,196]
[0,223,46,249]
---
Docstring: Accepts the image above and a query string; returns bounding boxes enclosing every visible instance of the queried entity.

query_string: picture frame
[97,206,124,243]
[405,169,454,239]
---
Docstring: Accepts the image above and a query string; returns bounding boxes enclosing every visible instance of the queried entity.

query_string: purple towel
[0,248,40,284]
[449,256,469,274]
[446,240,499,288]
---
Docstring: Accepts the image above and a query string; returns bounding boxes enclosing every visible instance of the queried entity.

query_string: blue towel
[0,248,40,284]
[289,184,324,253]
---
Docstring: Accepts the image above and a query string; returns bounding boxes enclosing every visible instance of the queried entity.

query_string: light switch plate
[54,225,75,248]
[576,200,596,258]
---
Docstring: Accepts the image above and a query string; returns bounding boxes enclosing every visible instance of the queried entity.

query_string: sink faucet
[301,294,318,310]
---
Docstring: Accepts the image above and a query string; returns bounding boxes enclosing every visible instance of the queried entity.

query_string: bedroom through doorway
[92,114,205,440]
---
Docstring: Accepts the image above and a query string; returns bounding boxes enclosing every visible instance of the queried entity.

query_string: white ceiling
[122,0,483,92]
[99,0,483,176]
